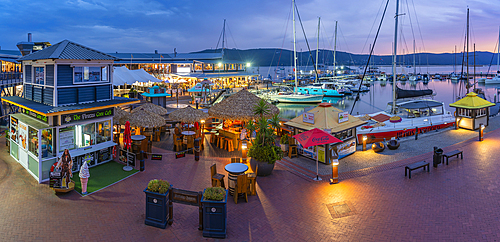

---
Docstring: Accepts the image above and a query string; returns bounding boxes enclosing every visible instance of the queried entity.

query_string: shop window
[74,66,102,83]
[77,123,96,148]
[59,126,76,152]
[34,67,44,85]
[101,66,107,81]
[96,120,111,144]
[333,129,354,141]
[41,128,55,159]
[10,116,18,144]
[28,126,39,157]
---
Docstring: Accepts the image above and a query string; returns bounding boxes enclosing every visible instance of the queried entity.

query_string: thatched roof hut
[208,89,279,121]
[114,107,129,125]
[124,108,166,128]
[169,106,209,123]
[132,102,168,115]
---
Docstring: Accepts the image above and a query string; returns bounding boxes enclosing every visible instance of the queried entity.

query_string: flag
[160,55,163,58]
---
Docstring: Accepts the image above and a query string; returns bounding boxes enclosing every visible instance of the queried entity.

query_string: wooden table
[224,163,248,196]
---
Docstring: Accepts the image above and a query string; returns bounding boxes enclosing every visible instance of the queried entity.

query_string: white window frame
[71,64,109,85]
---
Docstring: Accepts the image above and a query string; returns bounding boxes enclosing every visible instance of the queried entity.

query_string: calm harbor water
[275,79,500,120]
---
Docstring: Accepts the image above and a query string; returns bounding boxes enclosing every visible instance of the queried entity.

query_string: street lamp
[479,123,485,141]
[362,135,367,151]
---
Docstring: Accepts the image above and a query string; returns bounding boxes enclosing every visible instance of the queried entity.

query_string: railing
[0,72,22,85]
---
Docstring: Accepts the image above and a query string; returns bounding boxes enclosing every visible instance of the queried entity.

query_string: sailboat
[268,0,324,104]
[355,0,455,144]
[485,26,500,84]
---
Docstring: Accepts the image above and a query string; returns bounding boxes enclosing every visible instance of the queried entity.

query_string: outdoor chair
[372,142,385,153]
[247,165,258,196]
[210,164,225,189]
[288,144,298,158]
[387,139,400,150]
[234,174,248,204]
[231,157,240,163]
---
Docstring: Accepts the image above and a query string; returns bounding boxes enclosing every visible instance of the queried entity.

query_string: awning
[60,141,117,158]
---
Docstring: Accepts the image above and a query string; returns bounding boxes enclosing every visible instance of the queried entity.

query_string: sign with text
[338,111,349,123]
[61,108,113,124]
[151,154,162,160]
[21,108,48,123]
[175,151,186,159]
[119,149,136,166]
[303,112,315,124]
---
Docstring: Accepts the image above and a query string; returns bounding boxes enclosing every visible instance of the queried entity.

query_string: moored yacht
[297,82,343,97]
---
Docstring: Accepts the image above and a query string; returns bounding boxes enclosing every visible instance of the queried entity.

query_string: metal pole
[392,0,400,114]
[316,17,320,82]
[466,8,469,93]
[293,0,298,93]
[334,21,337,76]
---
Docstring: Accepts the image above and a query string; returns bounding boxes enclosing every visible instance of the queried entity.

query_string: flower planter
[250,158,275,177]
[201,189,228,238]
[144,185,172,229]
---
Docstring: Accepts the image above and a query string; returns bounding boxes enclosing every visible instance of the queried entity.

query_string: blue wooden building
[1,40,139,183]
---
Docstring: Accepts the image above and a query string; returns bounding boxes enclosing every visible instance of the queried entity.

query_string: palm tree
[253,99,270,119]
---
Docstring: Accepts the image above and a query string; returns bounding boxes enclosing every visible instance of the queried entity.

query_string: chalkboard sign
[151,154,162,160]
[99,147,111,163]
[175,151,186,159]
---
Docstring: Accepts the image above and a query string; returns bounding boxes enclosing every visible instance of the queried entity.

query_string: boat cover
[396,86,433,99]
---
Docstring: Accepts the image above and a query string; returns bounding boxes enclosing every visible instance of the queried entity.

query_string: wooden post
[198,192,203,230]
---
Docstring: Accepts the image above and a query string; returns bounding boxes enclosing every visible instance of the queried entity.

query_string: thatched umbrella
[132,102,168,115]
[208,89,279,121]
[169,106,209,123]
[113,107,129,125]
[124,108,166,128]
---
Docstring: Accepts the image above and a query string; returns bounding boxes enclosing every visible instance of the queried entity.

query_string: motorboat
[485,71,500,84]
[267,92,324,103]
[297,82,343,97]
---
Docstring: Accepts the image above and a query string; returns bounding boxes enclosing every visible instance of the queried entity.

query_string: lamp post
[362,135,367,151]
[330,159,339,184]
[479,123,485,141]
[241,141,248,163]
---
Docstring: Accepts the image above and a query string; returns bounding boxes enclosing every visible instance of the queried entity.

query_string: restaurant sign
[303,112,315,124]
[22,108,48,123]
[61,108,113,124]
[338,112,349,123]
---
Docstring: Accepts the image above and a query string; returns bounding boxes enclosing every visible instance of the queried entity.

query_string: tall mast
[413,39,416,75]
[222,19,226,59]
[454,45,456,74]
[474,43,476,90]
[316,17,320,82]
[293,0,297,93]
[334,21,337,76]
[392,0,400,114]
[466,8,469,93]
[497,26,499,73]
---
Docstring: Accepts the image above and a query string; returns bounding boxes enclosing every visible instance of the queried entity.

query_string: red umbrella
[293,128,342,148]
[292,128,342,181]
[123,121,132,150]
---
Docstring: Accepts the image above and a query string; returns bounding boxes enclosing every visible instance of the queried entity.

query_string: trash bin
[194,138,200,161]
[433,147,443,167]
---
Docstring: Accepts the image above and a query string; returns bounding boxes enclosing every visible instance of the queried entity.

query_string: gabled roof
[18,40,117,61]
[450,92,495,109]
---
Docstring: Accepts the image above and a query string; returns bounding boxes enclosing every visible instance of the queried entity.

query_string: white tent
[113,66,167,86]
[130,69,164,83]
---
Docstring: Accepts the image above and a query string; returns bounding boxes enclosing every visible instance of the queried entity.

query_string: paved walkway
[1,128,500,241]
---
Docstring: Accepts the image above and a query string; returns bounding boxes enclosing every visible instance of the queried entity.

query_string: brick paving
[1,127,500,241]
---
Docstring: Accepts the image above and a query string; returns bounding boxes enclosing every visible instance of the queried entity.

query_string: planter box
[144,185,172,229]
[250,158,275,176]
[201,189,228,238]
[280,144,288,152]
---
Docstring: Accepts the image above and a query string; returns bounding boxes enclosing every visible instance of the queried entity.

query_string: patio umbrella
[208,89,279,121]
[125,108,166,128]
[133,102,168,116]
[123,121,133,171]
[168,106,209,123]
[293,128,342,181]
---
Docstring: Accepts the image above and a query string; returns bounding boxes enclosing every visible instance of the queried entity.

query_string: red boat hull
[357,122,455,144]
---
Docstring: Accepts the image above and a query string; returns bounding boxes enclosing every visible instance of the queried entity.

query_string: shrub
[248,143,283,164]
[147,179,170,194]
[280,134,289,144]
[203,187,226,201]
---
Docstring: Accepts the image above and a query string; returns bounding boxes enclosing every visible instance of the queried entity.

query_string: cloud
[65,0,106,11]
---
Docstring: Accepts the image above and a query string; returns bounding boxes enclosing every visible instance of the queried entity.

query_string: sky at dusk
[1,0,499,55]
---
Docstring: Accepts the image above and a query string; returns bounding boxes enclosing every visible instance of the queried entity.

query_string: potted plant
[248,100,284,176]
[5,130,9,147]
[201,187,228,238]
[280,134,289,152]
[144,179,171,229]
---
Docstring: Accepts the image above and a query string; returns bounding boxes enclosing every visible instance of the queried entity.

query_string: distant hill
[193,48,498,67]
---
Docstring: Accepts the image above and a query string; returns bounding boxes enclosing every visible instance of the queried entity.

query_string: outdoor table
[224,163,248,196]
[182,131,196,145]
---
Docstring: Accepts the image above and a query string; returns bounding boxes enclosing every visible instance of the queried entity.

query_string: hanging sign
[175,151,186,159]
[338,111,349,123]
[61,108,113,124]
[151,154,162,160]
[21,108,48,123]
[303,112,315,124]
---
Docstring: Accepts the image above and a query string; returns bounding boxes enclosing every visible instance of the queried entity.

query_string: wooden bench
[405,161,429,179]
[442,149,463,165]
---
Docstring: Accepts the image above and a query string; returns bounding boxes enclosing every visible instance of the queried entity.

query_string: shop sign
[22,109,48,123]
[175,151,186,159]
[10,117,18,142]
[61,108,113,124]
[334,138,356,157]
[338,112,349,123]
[151,154,162,160]
[119,149,136,166]
[18,121,28,150]
[303,112,314,124]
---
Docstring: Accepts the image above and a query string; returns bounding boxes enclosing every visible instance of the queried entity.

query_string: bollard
[140,151,145,171]
[415,127,419,140]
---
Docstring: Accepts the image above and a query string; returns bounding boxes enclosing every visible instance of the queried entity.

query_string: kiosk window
[77,123,96,148]
[28,127,39,157]
[97,120,111,144]
[41,128,55,158]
